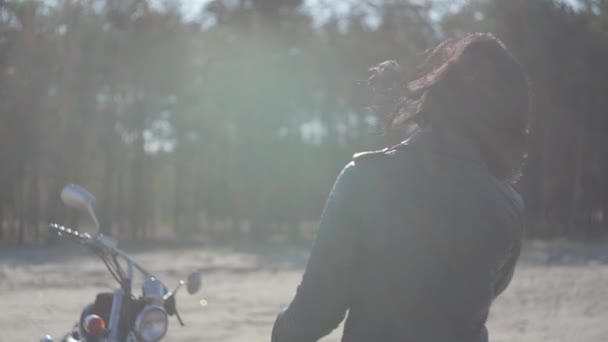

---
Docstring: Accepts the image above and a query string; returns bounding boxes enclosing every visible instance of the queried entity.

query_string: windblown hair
[368,33,532,181]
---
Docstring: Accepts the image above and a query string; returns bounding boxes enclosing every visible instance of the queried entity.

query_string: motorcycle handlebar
[48,223,158,280]
[49,223,92,244]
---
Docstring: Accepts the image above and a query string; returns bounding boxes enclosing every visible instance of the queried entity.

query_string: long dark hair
[368,33,531,181]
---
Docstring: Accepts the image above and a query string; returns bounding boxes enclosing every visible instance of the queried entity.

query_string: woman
[272,33,531,342]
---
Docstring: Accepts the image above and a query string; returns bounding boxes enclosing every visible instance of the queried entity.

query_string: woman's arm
[493,182,525,297]
[272,162,364,342]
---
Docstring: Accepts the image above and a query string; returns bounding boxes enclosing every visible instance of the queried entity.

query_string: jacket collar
[403,128,485,166]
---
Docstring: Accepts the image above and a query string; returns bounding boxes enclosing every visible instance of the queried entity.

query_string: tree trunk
[100,131,116,236]
[17,180,26,245]
[568,124,586,237]
[173,143,185,235]
[131,131,146,240]
[30,172,40,244]
[0,205,4,242]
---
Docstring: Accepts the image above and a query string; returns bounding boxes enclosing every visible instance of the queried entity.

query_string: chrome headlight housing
[134,305,168,342]
[142,278,165,305]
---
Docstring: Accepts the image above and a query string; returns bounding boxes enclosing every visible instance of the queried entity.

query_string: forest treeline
[1,0,608,245]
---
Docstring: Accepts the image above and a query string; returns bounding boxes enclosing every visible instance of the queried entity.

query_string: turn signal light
[84,314,106,336]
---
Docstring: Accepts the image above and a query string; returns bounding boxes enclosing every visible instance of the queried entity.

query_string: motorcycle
[41,184,203,342]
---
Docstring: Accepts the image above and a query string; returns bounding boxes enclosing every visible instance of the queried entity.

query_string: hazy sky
[172,0,583,25]
[177,0,583,16]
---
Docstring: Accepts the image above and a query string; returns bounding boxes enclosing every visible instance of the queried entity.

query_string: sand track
[2,241,608,341]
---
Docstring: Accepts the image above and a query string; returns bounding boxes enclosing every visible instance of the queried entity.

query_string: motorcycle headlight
[134,305,168,342]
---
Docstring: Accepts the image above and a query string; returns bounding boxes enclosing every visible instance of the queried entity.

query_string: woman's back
[342,131,524,341]
[272,33,530,342]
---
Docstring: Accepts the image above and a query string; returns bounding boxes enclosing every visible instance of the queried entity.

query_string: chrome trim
[143,277,165,305]
[127,260,134,289]
[107,288,124,341]
[134,305,169,342]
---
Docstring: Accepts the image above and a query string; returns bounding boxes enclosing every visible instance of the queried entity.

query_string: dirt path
[2,241,608,341]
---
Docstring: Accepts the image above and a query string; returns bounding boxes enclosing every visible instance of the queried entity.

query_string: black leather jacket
[271,130,525,342]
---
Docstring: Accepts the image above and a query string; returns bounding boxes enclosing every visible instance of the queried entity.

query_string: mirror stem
[164,281,185,301]
[88,206,100,235]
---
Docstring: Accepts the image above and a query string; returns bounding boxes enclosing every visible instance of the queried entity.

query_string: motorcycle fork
[107,288,124,342]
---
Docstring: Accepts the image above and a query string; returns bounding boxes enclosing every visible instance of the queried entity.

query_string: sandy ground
[2,240,608,342]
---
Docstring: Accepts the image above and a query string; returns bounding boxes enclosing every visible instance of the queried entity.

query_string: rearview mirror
[186,272,202,295]
[61,184,96,210]
[61,184,100,234]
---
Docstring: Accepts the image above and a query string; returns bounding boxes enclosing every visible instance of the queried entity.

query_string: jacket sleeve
[492,182,525,297]
[493,239,521,296]
[271,161,364,342]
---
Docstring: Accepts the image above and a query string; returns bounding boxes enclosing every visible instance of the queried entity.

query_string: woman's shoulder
[352,138,417,161]
[352,148,391,162]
